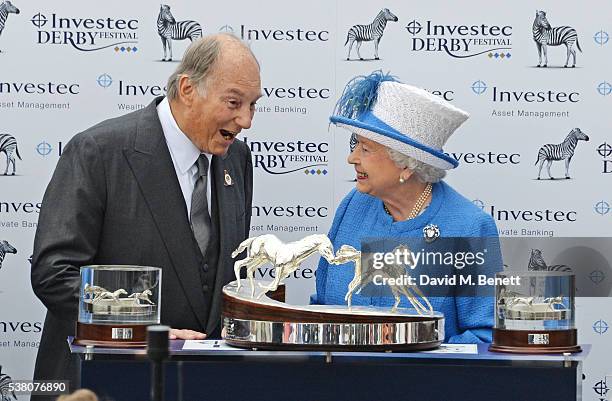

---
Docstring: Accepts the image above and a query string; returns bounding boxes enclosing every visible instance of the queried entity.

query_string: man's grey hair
[166,33,257,100]
[387,148,446,183]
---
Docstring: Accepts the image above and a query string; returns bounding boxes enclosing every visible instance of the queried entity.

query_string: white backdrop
[0,0,610,399]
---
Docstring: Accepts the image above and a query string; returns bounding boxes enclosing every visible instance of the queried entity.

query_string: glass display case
[489,271,580,354]
[75,265,161,347]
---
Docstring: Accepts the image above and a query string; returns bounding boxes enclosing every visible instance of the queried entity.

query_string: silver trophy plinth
[222,279,444,351]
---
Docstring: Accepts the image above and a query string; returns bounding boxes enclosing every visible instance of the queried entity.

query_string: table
[71,340,588,401]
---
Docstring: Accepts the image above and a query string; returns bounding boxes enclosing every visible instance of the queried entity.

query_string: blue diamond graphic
[322,170,328,175]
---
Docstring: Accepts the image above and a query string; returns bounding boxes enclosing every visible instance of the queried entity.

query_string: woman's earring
[399,176,405,184]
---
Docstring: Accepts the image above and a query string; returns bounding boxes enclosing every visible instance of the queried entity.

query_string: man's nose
[236,107,254,130]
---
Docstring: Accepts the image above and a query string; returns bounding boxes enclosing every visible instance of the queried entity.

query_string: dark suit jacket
[30,97,253,391]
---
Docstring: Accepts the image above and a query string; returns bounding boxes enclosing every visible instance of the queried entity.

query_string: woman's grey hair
[166,33,256,100]
[387,148,446,183]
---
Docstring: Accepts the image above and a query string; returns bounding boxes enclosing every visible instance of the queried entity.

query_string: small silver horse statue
[232,234,336,297]
[332,244,433,315]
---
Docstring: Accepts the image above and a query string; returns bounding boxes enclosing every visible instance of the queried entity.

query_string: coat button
[202,284,209,292]
[203,263,209,272]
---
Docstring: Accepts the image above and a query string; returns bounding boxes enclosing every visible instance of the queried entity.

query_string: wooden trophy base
[222,280,444,351]
[74,322,148,348]
[489,328,582,354]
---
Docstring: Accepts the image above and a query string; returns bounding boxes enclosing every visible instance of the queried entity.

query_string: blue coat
[313,181,500,343]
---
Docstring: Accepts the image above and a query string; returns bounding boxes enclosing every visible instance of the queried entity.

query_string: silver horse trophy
[223,234,444,351]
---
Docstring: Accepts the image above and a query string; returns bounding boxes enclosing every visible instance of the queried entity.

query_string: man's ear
[177,75,195,106]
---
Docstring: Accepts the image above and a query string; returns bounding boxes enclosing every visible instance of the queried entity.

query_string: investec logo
[242,137,328,176]
[97,74,166,111]
[489,86,580,103]
[445,151,520,165]
[256,86,331,115]
[30,12,139,52]
[405,19,512,59]
[239,25,329,42]
[0,81,79,95]
[0,201,41,215]
[0,81,77,112]
[473,200,577,222]
[252,204,328,218]
[0,321,42,333]
[97,75,166,96]
[474,82,580,119]
[0,200,40,229]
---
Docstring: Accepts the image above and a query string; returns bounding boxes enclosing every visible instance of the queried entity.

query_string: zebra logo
[535,128,589,180]
[0,134,21,176]
[0,240,17,270]
[528,249,572,272]
[345,8,398,61]
[0,366,17,401]
[157,5,202,62]
[0,1,19,52]
[532,10,582,68]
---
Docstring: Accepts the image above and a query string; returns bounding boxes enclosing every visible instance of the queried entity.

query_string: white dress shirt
[157,97,211,219]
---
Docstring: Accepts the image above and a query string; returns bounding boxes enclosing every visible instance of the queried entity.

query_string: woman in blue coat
[313,71,500,343]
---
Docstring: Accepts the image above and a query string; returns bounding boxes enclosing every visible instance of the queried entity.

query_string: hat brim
[330,115,458,170]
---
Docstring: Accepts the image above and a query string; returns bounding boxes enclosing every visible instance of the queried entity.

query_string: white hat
[330,71,469,169]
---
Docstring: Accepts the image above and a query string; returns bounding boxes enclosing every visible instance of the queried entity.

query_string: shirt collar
[157,97,209,175]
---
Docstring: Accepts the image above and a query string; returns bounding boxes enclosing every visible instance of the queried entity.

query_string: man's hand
[169,328,207,340]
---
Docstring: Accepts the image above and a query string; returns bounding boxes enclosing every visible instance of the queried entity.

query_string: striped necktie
[191,155,212,258]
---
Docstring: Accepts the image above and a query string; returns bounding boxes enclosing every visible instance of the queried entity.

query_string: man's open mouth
[220,129,238,140]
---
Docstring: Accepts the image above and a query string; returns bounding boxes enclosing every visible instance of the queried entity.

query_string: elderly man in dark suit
[30,33,261,394]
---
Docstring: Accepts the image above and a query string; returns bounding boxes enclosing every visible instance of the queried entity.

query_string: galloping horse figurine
[92,289,128,304]
[232,234,336,297]
[83,284,107,299]
[333,244,433,315]
[128,289,154,305]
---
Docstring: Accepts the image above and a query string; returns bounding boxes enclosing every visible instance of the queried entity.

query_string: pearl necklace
[383,183,432,220]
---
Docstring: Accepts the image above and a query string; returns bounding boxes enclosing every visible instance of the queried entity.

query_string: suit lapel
[123,98,208,330]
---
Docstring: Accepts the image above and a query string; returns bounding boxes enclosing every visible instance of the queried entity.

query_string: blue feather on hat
[333,70,399,119]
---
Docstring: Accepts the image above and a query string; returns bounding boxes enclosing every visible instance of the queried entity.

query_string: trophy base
[222,280,444,351]
[489,328,581,354]
[74,322,148,348]
[223,318,443,351]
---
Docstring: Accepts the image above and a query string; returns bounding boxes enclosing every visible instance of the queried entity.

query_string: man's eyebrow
[227,88,245,96]
[227,88,262,101]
